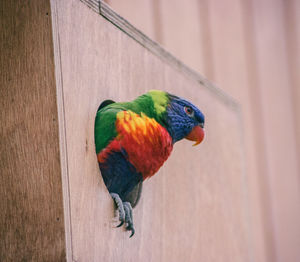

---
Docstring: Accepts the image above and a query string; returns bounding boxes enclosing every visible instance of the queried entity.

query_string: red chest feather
[98,111,173,180]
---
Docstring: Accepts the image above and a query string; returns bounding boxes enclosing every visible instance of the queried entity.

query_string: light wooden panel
[204,1,268,261]
[52,0,251,261]
[284,0,300,163]
[155,0,208,74]
[106,0,157,41]
[251,0,300,261]
[0,0,66,261]
[96,1,300,261]
[106,0,212,78]
[206,0,248,99]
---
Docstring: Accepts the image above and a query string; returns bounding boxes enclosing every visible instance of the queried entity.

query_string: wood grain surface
[250,1,300,261]
[103,1,300,261]
[0,1,66,261]
[51,0,251,261]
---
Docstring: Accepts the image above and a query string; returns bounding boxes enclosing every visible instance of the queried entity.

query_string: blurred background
[104,0,300,261]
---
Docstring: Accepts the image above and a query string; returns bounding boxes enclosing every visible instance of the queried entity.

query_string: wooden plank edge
[236,107,254,262]
[78,0,240,111]
[50,0,73,261]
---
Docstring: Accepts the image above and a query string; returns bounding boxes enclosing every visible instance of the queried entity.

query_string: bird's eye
[184,106,194,117]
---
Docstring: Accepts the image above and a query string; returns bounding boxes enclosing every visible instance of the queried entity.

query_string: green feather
[148,90,169,115]
[94,90,169,153]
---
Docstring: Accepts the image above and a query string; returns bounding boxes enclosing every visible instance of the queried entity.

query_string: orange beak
[185,125,205,146]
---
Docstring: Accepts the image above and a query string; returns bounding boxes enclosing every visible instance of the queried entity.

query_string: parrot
[94,90,205,237]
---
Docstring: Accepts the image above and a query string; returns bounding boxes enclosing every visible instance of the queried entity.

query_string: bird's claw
[110,193,125,225]
[110,193,135,237]
[116,221,124,228]
[126,225,135,238]
[124,202,135,237]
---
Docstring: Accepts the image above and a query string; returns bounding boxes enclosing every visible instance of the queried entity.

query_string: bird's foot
[110,193,125,227]
[123,202,135,237]
[110,193,135,237]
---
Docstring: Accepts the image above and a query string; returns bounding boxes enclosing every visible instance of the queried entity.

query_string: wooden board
[250,0,300,261]
[105,0,158,41]
[157,0,207,75]
[204,1,268,261]
[51,0,251,261]
[68,1,300,262]
[0,1,66,261]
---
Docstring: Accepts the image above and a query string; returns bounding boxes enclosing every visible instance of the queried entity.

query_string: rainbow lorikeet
[95,90,205,237]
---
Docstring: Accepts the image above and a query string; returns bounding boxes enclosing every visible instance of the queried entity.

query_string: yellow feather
[130,121,136,132]
[123,124,130,133]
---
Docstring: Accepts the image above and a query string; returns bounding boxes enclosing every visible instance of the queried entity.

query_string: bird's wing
[99,149,143,201]
[95,105,123,154]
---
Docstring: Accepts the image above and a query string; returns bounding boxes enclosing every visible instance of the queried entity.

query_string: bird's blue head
[165,93,205,145]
